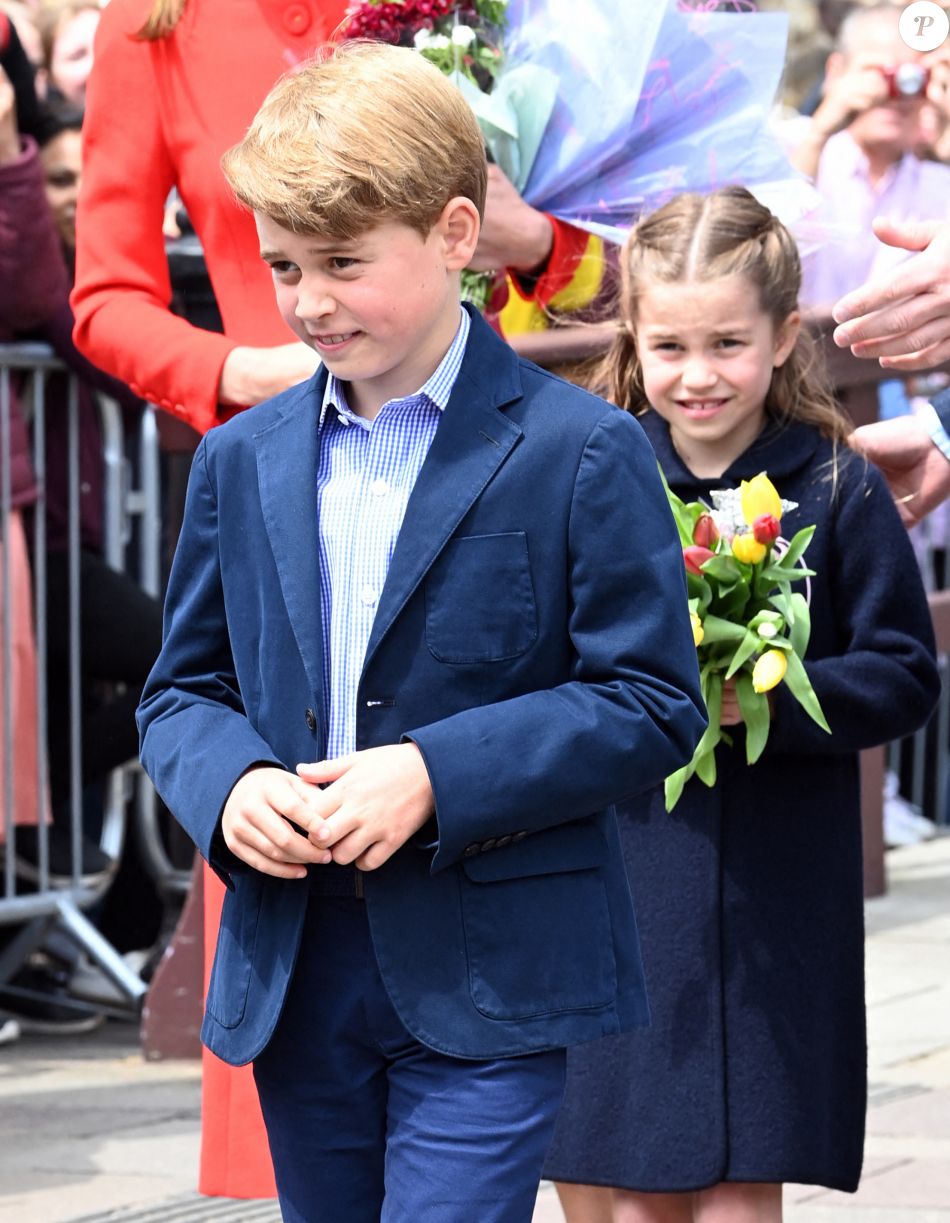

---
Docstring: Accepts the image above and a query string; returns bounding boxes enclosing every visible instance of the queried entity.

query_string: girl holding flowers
[545,186,940,1222]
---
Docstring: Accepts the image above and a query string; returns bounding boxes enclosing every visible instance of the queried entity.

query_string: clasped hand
[221,744,435,880]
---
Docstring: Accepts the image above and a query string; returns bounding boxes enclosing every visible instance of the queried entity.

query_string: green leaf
[776,525,816,571]
[686,571,713,608]
[698,614,748,644]
[782,651,831,733]
[664,764,692,811]
[724,630,760,679]
[702,554,744,585]
[735,671,771,763]
[694,746,718,787]
[658,466,695,548]
[784,592,811,656]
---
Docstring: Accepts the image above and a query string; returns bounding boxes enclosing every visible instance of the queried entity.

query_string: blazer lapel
[255,372,327,701]
[363,314,524,670]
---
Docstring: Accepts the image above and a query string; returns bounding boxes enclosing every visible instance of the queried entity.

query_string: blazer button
[511,830,528,843]
[463,843,480,858]
[480,838,497,852]
[494,834,512,849]
[305,708,317,732]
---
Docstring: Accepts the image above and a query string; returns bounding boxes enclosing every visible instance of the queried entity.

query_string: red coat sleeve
[71,0,236,435]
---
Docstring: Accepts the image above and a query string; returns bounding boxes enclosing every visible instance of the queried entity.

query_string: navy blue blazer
[137,309,706,1067]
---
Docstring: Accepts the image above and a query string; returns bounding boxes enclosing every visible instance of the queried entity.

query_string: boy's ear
[773,311,801,368]
[436,196,481,271]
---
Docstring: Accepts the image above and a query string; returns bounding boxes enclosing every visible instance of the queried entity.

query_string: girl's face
[634,274,800,478]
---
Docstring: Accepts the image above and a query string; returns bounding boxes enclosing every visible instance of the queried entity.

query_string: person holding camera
[786,3,950,312]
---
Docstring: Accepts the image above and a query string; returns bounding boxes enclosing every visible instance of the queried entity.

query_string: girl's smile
[634,274,799,478]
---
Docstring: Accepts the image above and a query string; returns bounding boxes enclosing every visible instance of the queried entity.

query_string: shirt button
[282,3,311,35]
[337,413,350,427]
[370,477,389,497]
[360,585,378,607]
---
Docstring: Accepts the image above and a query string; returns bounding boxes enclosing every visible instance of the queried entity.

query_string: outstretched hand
[296,743,435,872]
[832,218,950,371]
[849,416,950,527]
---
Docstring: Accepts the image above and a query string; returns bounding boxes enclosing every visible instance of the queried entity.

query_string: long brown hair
[599,185,849,447]
[135,0,186,40]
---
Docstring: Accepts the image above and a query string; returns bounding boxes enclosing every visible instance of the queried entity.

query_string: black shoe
[0,959,104,1035]
[7,826,115,887]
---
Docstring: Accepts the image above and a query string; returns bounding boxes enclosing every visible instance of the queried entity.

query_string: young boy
[138,42,705,1223]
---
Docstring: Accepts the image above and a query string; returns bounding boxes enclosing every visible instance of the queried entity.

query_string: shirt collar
[319,307,470,430]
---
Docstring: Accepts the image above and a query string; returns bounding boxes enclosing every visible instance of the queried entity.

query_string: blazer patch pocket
[459,824,616,1021]
[425,532,538,663]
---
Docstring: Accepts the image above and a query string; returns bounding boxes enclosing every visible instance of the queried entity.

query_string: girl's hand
[720,677,743,726]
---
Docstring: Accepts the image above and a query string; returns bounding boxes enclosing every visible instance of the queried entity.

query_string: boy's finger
[296,756,353,785]
[314,811,367,855]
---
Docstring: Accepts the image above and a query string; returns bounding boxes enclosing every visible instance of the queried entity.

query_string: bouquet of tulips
[664,472,830,811]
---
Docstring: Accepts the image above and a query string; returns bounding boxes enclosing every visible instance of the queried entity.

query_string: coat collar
[638,409,823,499]
[254,306,525,692]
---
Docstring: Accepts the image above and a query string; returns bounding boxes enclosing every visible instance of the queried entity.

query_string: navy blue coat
[545,411,939,1193]
[137,311,706,1068]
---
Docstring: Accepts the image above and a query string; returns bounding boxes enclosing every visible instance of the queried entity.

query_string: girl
[543,185,940,1223]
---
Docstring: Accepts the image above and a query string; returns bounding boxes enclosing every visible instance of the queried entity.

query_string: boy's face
[256,202,478,418]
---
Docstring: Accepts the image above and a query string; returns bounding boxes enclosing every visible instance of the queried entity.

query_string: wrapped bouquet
[664,472,830,811]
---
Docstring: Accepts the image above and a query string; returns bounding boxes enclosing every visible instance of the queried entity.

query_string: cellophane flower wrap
[663,471,830,812]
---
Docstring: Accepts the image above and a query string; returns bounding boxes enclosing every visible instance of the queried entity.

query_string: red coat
[72,0,348,438]
[72,0,349,1199]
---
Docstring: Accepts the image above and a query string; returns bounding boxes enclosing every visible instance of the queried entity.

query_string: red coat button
[283,3,312,35]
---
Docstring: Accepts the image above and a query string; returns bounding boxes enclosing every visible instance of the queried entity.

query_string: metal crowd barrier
[0,342,183,1018]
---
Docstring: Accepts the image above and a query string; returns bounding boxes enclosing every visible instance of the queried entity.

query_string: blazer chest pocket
[205,873,264,1029]
[459,822,617,1021]
[425,532,537,663]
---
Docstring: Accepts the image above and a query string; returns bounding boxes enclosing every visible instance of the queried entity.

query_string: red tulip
[683,545,715,576]
[692,513,720,549]
[753,514,780,546]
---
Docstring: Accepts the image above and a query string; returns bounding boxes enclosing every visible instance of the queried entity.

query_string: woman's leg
[554,1182,614,1223]
[694,1182,782,1223]
[611,1190,693,1223]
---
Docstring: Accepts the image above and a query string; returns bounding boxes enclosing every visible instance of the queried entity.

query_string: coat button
[511,830,528,843]
[494,834,512,849]
[282,3,311,34]
[305,708,317,732]
[463,843,480,858]
[480,838,497,852]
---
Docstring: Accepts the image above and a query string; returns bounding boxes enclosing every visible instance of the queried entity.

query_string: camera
[878,63,931,100]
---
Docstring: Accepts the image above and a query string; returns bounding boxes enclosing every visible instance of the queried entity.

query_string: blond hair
[600,186,850,447]
[221,41,488,241]
[135,0,186,40]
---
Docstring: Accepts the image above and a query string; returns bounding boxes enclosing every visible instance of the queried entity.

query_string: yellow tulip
[740,473,782,526]
[732,533,767,564]
[752,649,787,693]
[690,612,704,647]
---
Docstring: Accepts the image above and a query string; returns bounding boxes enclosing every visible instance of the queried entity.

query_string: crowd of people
[2,1,950,1220]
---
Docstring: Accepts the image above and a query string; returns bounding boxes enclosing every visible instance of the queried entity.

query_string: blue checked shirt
[317,308,470,760]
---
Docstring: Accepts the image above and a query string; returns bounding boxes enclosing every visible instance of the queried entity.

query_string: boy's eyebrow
[259,240,360,260]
